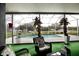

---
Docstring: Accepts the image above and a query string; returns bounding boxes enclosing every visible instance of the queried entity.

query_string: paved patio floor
[6,35,79,44]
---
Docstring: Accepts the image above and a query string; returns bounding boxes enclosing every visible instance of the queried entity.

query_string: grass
[52,43,64,52]
[7,42,79,56]
[69,42,79,56]
[6,31,12,38]
[68,31,78,35]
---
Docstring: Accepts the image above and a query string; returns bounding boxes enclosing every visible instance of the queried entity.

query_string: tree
[33,17,42,37]
[59,14,70,45]
[26,23,34,32]
[16,23,34,32]
[51,23,62,30]
[15,24,26,32]
[59,16,69,36]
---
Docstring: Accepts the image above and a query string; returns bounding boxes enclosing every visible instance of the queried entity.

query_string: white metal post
[55,24,56,34]
[77,19,79,36]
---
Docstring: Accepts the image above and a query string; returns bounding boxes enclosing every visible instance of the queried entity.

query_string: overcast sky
[6,14,79,28]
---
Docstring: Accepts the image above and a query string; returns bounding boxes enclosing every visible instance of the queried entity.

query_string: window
[6,14,79,44]
[13,14,39,43]
[6,14,12,44]
[66,15,79,40]
[40,14,63,34]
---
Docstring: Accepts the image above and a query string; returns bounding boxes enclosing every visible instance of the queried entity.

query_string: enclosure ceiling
[6,3,79,13]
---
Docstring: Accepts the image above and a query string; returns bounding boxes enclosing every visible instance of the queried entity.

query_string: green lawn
[69,42,79,56]
[6,32,12,38]
[7,42,79,56]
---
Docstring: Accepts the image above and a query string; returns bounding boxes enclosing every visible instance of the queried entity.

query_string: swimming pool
[23,34,62,39]
[14,34,64,43]
[6,34,64,44]
[6,34,79,44]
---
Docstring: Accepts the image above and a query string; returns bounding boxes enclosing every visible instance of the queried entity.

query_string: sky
[6,14,79,28]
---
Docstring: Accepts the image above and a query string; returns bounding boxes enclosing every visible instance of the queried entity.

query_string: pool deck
[6,35,79,44]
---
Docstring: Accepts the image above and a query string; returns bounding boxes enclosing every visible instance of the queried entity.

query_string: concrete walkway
[6,35,79,44]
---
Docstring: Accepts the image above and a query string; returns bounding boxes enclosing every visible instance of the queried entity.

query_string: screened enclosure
[6,13,79,44]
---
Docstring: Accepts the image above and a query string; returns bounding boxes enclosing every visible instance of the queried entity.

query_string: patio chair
[0,46,5,56]
[15,48,31,56]
[60,45,71,56]
[1,46,31,56]
[47,45,71,56]
[33,36,52,56]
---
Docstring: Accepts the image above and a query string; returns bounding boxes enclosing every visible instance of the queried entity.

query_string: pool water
[33,34,62,38]
[22,34,63,39]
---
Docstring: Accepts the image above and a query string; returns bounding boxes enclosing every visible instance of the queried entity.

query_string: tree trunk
[37,24,41,37]
[63,15,69,45]
[63,14,68,36]
[64,18,68,36]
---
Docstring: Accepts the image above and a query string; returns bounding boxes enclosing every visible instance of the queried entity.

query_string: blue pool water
[22,34,62,39]
[32,34,62,38]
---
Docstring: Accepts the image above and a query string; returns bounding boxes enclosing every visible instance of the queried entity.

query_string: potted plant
[59,14,70,45]
[33,17,42,37]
